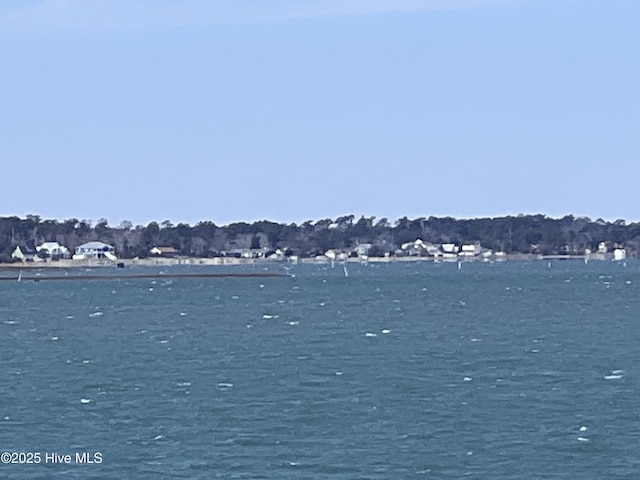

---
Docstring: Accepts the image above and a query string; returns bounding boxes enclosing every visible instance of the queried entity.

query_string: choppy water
[1,260,639,478]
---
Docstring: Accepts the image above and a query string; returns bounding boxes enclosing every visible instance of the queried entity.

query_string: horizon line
[1,212,635,228]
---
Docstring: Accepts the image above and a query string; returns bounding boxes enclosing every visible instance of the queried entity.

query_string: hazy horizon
[2,211,634,228]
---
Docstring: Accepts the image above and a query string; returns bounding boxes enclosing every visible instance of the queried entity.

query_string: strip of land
[0,271,287,281]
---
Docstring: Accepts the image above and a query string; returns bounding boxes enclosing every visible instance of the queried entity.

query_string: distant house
[460,243,482,257]
[353,243,372,258]
[265,248,285,260]
[440,243,459,262]
[74,241,115,259]
[12,245,38,262]
[324,249,338,260]
[149,246,179,258]
[37,242,70,259]
[613,248,627,261]
[401,239,439,257]
[441,243,459,254]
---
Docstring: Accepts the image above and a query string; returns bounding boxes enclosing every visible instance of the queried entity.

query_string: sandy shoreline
[0,253,607,270]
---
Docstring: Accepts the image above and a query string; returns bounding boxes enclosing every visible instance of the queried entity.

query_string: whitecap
[463,377,472,382]
[231,295,239,299]
[288,462,299,466]
[179,312,187,316]
[159,340,169,344]
[577,437,589,442]
[51,336,59,341]
[288,321,299,326]
[259,284,264,288]
[246,324,253,329]
[579,426,588,432]
[153,435,164,441]
[80,398,91,404]
[470,338,480,342]
[335,371,343,376]
[148,287,154,292]
[604,375,623,380]
[82,360,91,364]
[3,416,9,421]
[382,329,391,334]
[4,321,18,325]
[88,312,103,318]
[365,332,377,337]
[66,315,74,319]
[217,383,234,389]
[177,382,191,387]
[262,314,279,319]
[611,369,624,374]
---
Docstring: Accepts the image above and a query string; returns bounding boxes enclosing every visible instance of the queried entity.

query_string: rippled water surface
[1,261,639,478]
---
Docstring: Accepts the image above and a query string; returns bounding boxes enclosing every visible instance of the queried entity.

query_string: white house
[149,246,179,257]
[460,243,482,257]
[441,243,459,254]
[353,243,372,258]
[324,249,338,260]
[37,242,70,259]
[74,241,116,259]
[401,239,439,256]
[11,245,38,262]
[613,248,627,261]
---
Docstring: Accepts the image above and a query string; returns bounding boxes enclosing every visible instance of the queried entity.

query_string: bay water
[1,261,639,478]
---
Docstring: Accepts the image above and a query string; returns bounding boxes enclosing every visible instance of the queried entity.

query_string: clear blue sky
[1,0,638,227]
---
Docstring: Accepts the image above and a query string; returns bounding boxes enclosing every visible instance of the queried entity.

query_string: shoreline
[0,253,622,270]
[0,271,286,282]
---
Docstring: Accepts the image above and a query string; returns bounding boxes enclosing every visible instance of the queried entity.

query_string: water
[1,261,639,478]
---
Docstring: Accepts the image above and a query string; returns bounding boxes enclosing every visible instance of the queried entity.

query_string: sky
[1,0,638,227]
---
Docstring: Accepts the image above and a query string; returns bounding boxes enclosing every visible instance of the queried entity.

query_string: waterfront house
[401,239,440,257]
[440,243,459,262]
[37,242,71,259]
[613,248,627,261]
[74,241,115,259]
[460,243,482,257]
[11,244,38,262]
[353,243,372,258]
[149,246,179,258]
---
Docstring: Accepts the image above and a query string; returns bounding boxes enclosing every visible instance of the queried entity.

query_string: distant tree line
[0,214,637,261]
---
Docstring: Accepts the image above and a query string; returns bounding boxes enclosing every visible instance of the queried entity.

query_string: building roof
[38,242,69,253]
[150,246,178,253]
[13,245,36,254]
[77,241,114,250]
